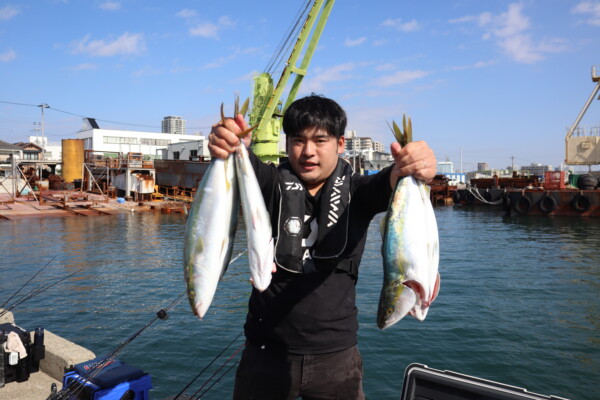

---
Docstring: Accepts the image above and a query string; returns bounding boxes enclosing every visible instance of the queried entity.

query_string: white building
[437,161,454,174]
[28,135,62,161]
[76,118,205,159]
[521,163,553,177]
[162,139,210,161]
[162,116,186,135]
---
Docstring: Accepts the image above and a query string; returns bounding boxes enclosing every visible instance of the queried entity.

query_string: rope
[465,186,504,205]
[264,0,312,75]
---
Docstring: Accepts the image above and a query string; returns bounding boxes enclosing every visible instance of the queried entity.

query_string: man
[209,95,436,400]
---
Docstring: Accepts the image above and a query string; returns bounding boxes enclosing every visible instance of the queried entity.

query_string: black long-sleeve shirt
[243,151,393,354]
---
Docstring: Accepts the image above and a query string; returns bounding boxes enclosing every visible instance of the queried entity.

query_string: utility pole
[38,104,49,160]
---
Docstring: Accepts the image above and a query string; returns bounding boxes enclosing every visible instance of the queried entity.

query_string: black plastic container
[401,364,570,400]
[0,323,32,384]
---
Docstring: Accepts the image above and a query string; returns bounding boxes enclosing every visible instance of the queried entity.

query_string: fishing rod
[189,343,244,400]
[0,256,57,310]
[0,267,83,318]
[53,248,249,400]
[172,249,249,399]
[52,291,187,400]
[172,331,244,400]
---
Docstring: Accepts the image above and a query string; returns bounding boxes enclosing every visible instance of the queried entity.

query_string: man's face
[287,127,345,195]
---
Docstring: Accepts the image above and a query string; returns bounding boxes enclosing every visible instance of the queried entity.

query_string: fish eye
[385,307,394,317]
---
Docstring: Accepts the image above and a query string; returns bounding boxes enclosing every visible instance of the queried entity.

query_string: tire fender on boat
[571,193,591,213]
[452,190,462,204]
[539,194,558,213]
[503,193,511,211]
[514,194,532,214]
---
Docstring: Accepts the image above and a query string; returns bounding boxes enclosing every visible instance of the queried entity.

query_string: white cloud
[0,5,19,20]
[68,63,97,71]
[302,63,356,93]
[571,1,600,26]
[381,18,420,32]
[344,37,366,47]
[132,66,163,77]
[450,3,567,64]
[373,70,428,87]
[375,63,396,71]
[189,16,234,39]
[201,46,261,69]
[0,49,16,62]
[71,32,146,57]
[450,60,494,70]
[176,8,197,19]
[99,1,121,11]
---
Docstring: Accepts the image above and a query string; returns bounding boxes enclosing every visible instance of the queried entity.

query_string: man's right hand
[208,114,252,159]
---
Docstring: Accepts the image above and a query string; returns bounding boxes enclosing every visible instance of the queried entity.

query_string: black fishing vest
[274,158,354,274]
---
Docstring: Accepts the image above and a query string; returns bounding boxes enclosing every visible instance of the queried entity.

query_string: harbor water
[0,207,598,399]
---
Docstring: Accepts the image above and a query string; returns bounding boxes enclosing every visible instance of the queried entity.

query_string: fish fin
[379,214,387,238]
[392,120,404,145]
[404,279,426,306]
[240,97,250,118]
[195,238,204,254]
[431,272,440,303]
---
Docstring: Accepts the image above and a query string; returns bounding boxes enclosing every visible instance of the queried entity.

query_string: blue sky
[1,1,599,170]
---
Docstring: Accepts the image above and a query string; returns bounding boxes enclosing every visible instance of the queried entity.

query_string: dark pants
[232,342,364,400]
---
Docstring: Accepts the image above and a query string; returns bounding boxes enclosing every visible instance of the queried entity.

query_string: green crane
[249,0,335,163]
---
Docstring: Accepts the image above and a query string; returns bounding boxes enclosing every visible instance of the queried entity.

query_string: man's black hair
[282,94,347,139]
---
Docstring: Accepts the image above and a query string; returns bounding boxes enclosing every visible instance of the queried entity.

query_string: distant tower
[162,116,186,135]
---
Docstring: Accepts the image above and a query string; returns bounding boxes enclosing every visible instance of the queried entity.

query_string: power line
[0,100,211,131]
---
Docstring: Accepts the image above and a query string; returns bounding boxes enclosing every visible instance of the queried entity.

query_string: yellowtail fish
[234,143,274,291]
[183,155,239,318]
[377,175,440,328]
[377,115,440,329]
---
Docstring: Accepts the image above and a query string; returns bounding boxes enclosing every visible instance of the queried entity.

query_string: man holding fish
[209,95,436,400]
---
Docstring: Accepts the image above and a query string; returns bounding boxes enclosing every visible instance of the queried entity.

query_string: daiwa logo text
[285,182,303,191]
[327,176,345,227]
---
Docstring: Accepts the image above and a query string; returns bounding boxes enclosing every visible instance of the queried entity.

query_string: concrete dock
[1,309,96,400]
[0,192,187,220]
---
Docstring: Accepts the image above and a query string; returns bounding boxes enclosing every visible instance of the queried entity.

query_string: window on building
[173,151,180,160]
[140,138,171,146]
[189,150,198,160]
[103,136,138,144]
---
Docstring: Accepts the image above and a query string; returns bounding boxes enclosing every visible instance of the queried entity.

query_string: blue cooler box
[62,356,152,400]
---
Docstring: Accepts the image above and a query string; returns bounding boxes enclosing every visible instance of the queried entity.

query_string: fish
[377,115,440,329]
[377,176,440,329]
[183,155,239,319]
[234,140,274,291]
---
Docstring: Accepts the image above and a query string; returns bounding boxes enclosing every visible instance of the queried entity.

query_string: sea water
[0,207,598,399]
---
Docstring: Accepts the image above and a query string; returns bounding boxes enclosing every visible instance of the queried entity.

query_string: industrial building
[76,118,204,159]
